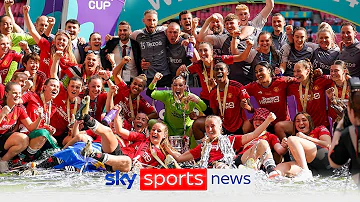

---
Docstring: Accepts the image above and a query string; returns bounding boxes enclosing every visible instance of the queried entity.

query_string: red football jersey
[38,37,76,78]
[0,105,28,135]
[21,92,57,128]
[308,126,331,139]
[113,81,155,123]
[307,126,331,149]
[287,76,333,127]
[245,77,291,124]
[189,135,243,166]
[51,84,80,137]
[188,56,234,101]
[209,80,250,133]
[240,132,280,154]
[125,132,165,167]
[0,50,22,81]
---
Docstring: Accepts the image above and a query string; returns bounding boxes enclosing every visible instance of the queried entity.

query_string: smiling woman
[280,27,314,77]
[0,34,23,84]
[146,73,206,150]
[109,57,158,129]
[275,112,333,179]
[23,5,77,78]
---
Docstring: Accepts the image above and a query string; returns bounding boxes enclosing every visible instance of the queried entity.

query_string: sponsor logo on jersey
[259,96,280,105]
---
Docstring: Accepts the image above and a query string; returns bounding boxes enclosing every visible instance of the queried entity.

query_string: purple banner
[29,0,64,32]
[42,0,63,14]
[75,0,125,45]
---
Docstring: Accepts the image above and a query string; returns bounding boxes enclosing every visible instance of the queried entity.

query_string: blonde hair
[316,27,337,48]
[51,31,77,64]
[144,9,158,16]
[296,59,315,100]
[12,72,28,81]
[0,33,10,41]
[134,74,147,86]
[236,4,249,11]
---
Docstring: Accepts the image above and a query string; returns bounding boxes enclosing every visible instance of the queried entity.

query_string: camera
[349,77,360,92]
[342,77,360,128]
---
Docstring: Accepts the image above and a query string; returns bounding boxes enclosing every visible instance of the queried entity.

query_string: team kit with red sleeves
[0,2,358,187]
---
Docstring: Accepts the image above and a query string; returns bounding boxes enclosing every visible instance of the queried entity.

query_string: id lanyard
[202,62,214,93]
[217,80,229,119]
[299,82,310,112]
[129,95,140,120]
[67,98,78,125]
[40,93,51,125]
[260,51,272,65]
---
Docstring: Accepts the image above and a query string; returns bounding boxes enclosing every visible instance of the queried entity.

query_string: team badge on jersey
[228,93,232,98]
[273,87,279,93]
[314,85,319,91]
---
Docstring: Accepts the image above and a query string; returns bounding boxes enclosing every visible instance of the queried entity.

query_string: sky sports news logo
[105,169,255,191]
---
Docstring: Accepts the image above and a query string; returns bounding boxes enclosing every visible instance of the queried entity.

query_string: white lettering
[346,0,359,7]
[148,0,172,10]
[169,57,182,64]
[259,96,280,105]
[89,0,112,10]
[301,93,321,100]
[142,151,152,162]
[143,174,153,185]
[147,41,162,47]
[225,102,235,109]
[43,58,50,66]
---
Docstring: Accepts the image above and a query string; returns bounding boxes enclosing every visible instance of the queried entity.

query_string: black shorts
[0,132,13,157]
[104,143,125,172]
[308,145,333,176]
[234,154,243,167]
[53,130,69,148]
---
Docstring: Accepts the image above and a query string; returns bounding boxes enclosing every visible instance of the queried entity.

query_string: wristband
[148,82,156,90]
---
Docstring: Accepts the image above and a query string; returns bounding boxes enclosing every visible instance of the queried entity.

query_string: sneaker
[9,157,26,168]
[293,169,313,182]
[268,170,280,179]
[82,114,96,128]
[0,160,9,173]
